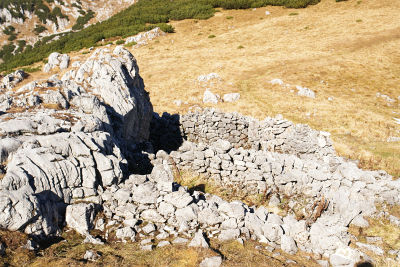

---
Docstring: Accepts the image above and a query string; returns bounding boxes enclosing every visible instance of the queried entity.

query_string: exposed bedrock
[0,47,397,266]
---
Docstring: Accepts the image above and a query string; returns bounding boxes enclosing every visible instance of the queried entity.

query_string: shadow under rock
[356,262,374,267]
[21,190,68,250]
[149,112,184,154]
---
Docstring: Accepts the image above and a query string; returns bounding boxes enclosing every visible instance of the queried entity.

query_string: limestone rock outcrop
[0,47,152,238]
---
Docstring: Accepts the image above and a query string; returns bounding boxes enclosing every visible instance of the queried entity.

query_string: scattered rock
[330,246,361,267]
[203,89,219,104]
[317,260,329,267]
[356,242,384,256]
[223,93,240,103]
[24,240,39,251]
[296,85,316,98]
[199,256,222,267]
[387,136,400,142]
[189,230,209,248]
[125,27,165,47]
[198,73,221,83]
[376,92,395,103]
[157,240,170,247]
[281,235,298,255]
[270,79,284,85]
[174,99,182,106]
[84,250,100,262]
[172,237,189,244]
[116,227,136,241]
[65,203,97,236]
[141,244,153,251]
[351,215,369,228]
[365,236,382,243]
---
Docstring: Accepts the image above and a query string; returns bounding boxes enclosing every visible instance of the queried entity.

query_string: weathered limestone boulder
[125,27,165,46]
[0,70,26,90]
[203,89,219,104]
[72,47,153,143]
[200,256,222,267]
[1,132,125,203]
[329,246,362,267]
[65,203,97,236]
[43,52,70,72]
[223,93,240,103]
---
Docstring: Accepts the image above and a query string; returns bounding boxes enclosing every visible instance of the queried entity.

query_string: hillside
[0,0,136,62]
[131,0,400,177]
[0,0,399,266]
[0,0,321,72]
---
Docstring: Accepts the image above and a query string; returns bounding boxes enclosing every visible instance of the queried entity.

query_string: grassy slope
[128,0,400,177]
[0,0,321,72]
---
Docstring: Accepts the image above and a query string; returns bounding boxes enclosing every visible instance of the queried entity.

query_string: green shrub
[72,10,95,31]
[21,66,41,73]
[34,25,47,35]
[124,41,137,48]
[8,34,17,41]
[208,34,216,38]
[3,25,15,35]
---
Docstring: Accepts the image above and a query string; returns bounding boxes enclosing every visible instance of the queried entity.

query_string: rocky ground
[0,32,399,266]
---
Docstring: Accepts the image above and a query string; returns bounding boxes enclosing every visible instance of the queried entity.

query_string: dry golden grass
[120,0,400,177]
[176,169,313,219]
[348,205,400,266]
[26,230,323,267]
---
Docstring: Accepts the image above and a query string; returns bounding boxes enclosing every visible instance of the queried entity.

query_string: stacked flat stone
[169,139,399,206]
[180,109,250,148]
[176,108,335,160]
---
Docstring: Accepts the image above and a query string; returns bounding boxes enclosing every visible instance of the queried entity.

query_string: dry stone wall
[176,108,335,160]
[170,137,399,200]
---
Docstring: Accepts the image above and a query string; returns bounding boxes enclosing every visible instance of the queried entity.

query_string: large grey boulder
[200,256,222,267]
[44,52,70,72]
[73,47,153,143]
[329,246,362,267]
[223,93,240,103]
[0,138,22,163]
[65,203,97,236]
[0,186,63,238]
[281,235,298,255]
[203,89,219,104]
[189,230,209,248]
[2,132,125,203]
